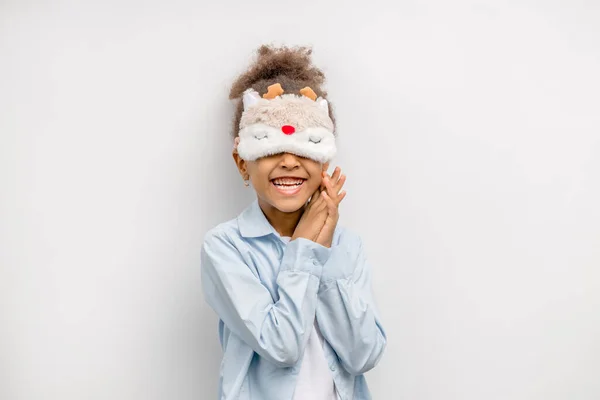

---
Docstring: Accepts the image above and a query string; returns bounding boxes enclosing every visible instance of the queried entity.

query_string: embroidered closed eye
[254,133,268,140]
[308,136,322,144]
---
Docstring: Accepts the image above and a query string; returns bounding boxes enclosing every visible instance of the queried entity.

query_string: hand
[290,184,329,243]
[315,167,347,248]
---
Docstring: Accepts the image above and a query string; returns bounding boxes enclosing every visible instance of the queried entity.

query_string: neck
[257,197,305,237]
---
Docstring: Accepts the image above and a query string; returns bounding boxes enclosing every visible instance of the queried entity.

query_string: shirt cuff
[319,245,356,286]
[280,237,332,277]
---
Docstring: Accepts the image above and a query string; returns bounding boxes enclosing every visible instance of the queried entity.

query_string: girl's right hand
[315,167,346,248]
[290,184,329,243]
[291,167,347,247]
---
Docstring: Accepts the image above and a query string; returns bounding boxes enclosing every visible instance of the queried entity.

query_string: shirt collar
[237,198,277,238]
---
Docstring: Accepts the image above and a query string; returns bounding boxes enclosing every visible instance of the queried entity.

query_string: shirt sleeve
[200,230,331,368]
[315,235,387,376]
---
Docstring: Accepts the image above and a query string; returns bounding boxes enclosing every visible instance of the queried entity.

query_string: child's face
[234,151,329,213]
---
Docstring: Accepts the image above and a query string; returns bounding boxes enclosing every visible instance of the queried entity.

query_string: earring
[243,179,250,187]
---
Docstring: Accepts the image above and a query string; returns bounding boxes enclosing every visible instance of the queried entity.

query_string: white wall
[1,1,599,399]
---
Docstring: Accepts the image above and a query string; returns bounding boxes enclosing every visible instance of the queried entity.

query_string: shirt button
[329,364,336,371]
[312,259,319,266]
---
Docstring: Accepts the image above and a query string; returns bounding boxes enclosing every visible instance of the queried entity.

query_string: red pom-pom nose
[281,125,295,135]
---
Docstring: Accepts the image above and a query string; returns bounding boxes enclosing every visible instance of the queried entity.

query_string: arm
[200,230,330,367]
[315,235,387,376]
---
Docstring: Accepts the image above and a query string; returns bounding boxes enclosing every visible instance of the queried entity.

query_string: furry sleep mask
[234,83,336,163]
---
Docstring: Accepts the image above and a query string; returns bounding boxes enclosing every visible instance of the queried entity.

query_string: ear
[322,161,330,172]
[242,89,261,110]
[316,97,329,114]
[232,151,249,179]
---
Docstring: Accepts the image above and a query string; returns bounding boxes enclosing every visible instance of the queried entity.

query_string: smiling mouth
[270,178,306,195]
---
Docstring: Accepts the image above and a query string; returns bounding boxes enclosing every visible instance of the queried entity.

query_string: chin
[271,197,307,213]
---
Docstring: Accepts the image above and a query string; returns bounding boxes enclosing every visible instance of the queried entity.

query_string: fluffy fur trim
[237,123,336,163]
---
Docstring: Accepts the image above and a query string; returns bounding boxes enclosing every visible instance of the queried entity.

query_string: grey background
[1,0,599,399]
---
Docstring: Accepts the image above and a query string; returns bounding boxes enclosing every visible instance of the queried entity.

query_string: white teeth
[272,178,305,185]
[272,180,304,193]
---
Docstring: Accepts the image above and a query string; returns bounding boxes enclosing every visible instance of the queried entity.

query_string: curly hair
[229,44,335,138]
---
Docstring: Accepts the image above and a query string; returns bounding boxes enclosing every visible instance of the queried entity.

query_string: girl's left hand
[315,166,347,248]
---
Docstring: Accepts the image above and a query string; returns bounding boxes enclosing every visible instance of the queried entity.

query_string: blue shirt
[200,199,387,400]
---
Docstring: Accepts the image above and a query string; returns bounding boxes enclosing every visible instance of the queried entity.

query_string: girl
[201,45,386,400]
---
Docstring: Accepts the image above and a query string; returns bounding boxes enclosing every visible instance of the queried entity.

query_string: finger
[315,188,330,210]
[323,175,339,204]
[309,186,321,205]
[320,190,333,208]
[338,190,347,203]
[321,191,338,217]
[321,170,329,189]
[335,174,346,194]
[311,192,328,214]
[322,174,333,198]
[330,167,341,185]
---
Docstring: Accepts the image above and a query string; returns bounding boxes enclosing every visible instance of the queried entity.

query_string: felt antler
[299,86,317,101]
[263,83,284,99]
